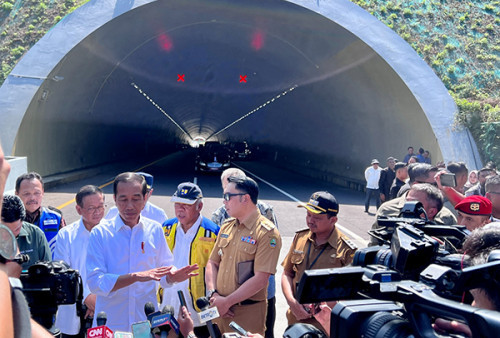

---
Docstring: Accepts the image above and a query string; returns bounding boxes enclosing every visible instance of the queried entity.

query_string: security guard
[455,195,492,231]
[281,191,357,328]
[161,182,219,338]
[206,176,282,335]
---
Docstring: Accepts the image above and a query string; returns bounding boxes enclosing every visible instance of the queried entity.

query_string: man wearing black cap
[161,182,219,338]
[365,159,382,212]
[105,172,167,224]
[281,191,357,328]
[379,157,396,203]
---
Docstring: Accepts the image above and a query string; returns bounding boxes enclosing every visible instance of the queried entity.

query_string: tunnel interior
[13,0,441,182]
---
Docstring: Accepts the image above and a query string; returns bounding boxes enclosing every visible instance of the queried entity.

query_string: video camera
[294,201,500,337]
[20,260,83,334]
[356,201,469,280]
[297,254,500,337]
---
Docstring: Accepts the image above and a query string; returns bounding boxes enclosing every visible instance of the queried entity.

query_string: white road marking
[233,163,368,247]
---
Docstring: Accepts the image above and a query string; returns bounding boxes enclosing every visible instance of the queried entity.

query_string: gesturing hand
[166,264,199,284]
[136,266,173,282]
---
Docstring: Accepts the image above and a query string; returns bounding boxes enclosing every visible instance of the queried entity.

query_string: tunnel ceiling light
[207,84,298,140]
[131,82,193,141]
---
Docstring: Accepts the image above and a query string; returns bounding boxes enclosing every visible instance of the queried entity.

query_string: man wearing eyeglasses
[396,163,439,198]
[54,185,106,337]
[206,176,282,336]
[212,168,278,338]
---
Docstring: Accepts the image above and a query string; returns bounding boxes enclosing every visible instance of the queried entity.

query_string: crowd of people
[1,138,500,338]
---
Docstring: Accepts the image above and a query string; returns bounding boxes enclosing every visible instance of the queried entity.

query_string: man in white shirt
[161,182,219,338]
[86,172,199,332]
[365,159,382,213]
[105,172,167,224]
[55,185,105,337]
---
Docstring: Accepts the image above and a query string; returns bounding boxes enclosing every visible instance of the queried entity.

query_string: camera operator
[369,183,456,246]
[433,223,500,337]
[2,195,51,270]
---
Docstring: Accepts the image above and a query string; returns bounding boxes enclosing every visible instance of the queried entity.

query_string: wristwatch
[206,289,217,298]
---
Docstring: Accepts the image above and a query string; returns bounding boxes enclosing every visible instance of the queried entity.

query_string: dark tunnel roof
[0,0,482,179]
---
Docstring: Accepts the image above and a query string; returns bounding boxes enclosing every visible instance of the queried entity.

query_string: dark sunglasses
[223,192,246,201]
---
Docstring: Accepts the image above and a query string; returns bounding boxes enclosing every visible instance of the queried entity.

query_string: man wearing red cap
[454,196,492,231]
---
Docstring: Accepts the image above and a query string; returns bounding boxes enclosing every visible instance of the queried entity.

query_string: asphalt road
[43,150,377,335]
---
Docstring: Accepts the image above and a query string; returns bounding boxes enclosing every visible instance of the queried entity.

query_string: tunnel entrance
[0,0,480,184]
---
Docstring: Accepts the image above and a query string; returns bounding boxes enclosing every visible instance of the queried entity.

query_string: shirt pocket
[238,241,257,256]
[290,253,304,273]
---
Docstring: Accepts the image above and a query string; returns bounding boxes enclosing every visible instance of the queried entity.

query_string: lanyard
[305,240,328,270]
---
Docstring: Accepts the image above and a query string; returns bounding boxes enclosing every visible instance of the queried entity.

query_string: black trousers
[265,297,276,338]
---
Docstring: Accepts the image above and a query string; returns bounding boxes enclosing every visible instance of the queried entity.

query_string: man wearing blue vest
[162,182,219,338]
[15,172,65,255]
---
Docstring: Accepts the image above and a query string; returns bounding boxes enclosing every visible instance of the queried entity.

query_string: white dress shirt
[86,215,174,332]
[161,215,202,326]
[365,166,382,189]
[105,202,168,225]
[54,219,92,335]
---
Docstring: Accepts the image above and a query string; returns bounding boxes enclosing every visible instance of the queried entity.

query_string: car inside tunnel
[1,0,480,185]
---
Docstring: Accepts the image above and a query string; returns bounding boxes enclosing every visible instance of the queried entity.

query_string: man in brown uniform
[205,176,282,335]
[281,191,357,328]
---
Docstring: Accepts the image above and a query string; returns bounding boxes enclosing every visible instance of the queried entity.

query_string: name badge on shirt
[220,233,229,238]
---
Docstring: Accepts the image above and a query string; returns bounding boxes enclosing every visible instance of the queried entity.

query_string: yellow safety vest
[163,218,218,311]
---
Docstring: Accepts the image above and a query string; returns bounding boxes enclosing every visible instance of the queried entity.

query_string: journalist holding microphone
[86,172,199,332]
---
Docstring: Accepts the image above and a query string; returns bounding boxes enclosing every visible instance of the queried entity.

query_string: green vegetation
[352,0,499,164]
[0,0,89,82]
[0,0,497,163]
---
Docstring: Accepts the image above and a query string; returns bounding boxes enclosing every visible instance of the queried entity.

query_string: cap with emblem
[455,195,492,216]
[298,191,339,215]
[171,182,203,205]
[137,172,154,190]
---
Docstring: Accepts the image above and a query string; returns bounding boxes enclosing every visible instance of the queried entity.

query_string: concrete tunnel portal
[0,0,482,185]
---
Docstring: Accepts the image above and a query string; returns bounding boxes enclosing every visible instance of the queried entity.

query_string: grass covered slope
[352,0,499,162]
[0,0,498,162]
[0,0,89,82]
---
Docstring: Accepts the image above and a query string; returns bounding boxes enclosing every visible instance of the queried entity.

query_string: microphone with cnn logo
[86,312,113,338]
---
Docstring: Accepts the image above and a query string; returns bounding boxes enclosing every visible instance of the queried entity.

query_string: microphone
[86,311,113,338]
[144,301,160,323]
[196,297,221,338]
[96,312,107,326]
[151,305,180,337]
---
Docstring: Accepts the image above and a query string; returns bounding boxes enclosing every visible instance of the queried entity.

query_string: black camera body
[295,202,500,337]
[20,260,83,331]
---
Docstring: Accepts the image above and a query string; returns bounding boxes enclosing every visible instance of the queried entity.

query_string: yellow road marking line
[55,157,165,210]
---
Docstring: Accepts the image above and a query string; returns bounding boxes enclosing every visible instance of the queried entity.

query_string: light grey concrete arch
[0,0,482,182]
